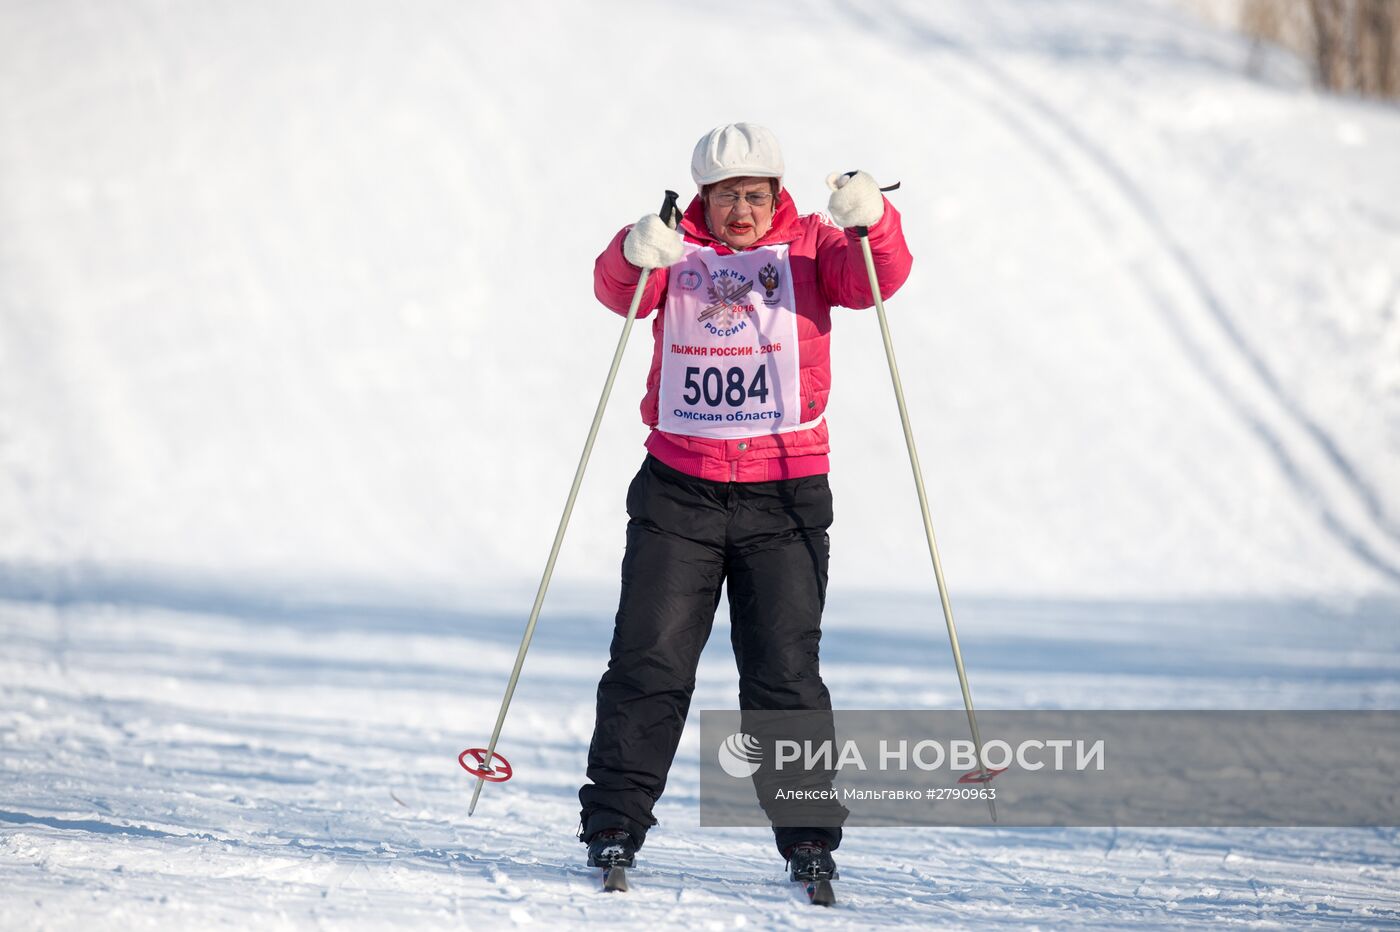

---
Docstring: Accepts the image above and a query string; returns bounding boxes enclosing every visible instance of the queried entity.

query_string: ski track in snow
[3,589,1399,928]
[841,0,1400,586]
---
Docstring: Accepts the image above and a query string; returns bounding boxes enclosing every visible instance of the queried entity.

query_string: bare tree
[1242,0,1288,76]
[1232,0,1399,99]
[1359,0,1398,96]
[1310,0,1351,90]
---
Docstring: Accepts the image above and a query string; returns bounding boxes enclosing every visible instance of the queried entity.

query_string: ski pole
[465,190,683,816]
[854,214,999,822]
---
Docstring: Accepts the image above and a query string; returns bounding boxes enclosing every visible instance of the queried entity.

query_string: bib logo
[698,268,755,337]
[758,263,781,307]
[677,270,702,291]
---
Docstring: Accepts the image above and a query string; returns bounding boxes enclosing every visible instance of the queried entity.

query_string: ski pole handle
[659,189,680,230]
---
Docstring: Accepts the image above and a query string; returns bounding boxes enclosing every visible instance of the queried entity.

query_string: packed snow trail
[2,588,1399,927]
[849,0,1400,584]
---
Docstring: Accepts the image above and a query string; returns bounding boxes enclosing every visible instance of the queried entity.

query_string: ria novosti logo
[717,732,763,778]
[715,734,1105,779]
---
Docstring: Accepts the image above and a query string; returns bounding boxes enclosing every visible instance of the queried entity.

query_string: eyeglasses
[708,191,774,208]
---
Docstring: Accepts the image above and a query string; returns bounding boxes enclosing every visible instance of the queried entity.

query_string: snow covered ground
[3,587,1398,927]
[3,0,1399,926]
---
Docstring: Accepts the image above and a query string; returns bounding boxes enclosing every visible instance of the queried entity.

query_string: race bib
[658,243,803,439]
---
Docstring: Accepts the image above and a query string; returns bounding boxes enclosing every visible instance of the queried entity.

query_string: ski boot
[587,829,636,892]
[785,841,838,907]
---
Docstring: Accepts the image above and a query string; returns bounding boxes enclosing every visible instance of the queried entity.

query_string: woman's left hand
[825,170,884,229]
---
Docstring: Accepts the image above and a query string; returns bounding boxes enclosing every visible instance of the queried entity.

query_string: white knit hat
[690,122,784,188]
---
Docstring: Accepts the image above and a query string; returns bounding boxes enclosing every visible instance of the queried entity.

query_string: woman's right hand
[623,214,685,270]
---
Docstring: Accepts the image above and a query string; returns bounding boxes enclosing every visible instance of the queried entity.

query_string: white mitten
[622,213,685,269]
[825,170,885,229]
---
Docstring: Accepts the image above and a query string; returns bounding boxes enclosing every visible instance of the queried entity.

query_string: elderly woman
[579,123,913,886]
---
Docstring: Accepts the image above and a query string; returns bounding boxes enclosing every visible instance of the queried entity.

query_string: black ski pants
[579,455,842,855]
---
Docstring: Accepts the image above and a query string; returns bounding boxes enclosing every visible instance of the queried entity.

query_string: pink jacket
[594,191,913,483]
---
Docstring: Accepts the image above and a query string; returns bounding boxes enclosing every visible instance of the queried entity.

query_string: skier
[579,122,913,892]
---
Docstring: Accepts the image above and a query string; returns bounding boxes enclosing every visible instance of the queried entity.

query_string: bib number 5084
[682,365,770,408]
